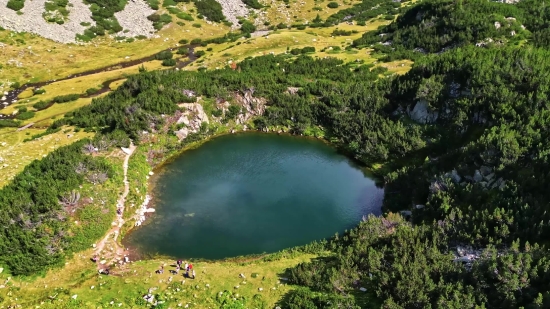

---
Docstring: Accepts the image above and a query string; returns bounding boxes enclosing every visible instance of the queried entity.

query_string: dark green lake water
[123,133,383,259]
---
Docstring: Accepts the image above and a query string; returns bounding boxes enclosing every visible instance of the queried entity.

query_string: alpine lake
[123,133,384,259]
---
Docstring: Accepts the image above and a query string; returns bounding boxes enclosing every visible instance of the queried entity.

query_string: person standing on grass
[192,269,196,279]
[184,262,188,271]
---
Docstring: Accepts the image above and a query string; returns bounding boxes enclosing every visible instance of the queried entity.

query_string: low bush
[0,119,21,128]
[177,47,190,55]
[6,0,25,11]
[177,12,194,21]
[33,88,46,95]
[193,0,224,22]
[52,93,80,103]
[327,1,339,8]
[15,111,35,120]
[162,58,177,66]
[155,50,173,60]
[32,101,51,110]
[146,0,159,9]
[85,88,100,96]
[240,20,256,33]
[242,0,262,9]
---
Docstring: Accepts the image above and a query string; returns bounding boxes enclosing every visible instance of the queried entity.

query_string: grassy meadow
[0,250,318,308]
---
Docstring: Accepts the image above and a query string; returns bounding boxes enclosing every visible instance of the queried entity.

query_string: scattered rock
[480,166,492,176]
[114,0,155,38]
[0,0,95,43]
[473,170,483,182]
[450,169,461,183]
[400,210,412,217]
[408,100,438,124]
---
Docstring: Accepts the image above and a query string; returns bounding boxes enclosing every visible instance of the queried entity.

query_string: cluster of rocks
[113,0,155,39]
[0,0,157,43]
[216,0,252,29]
[407,100,439,124]
[453,245,482,270]
[134,193,154,226]
[431,166,506,192]
[173,102,210,140]
[0,0,94,43]
[233,89,266,125]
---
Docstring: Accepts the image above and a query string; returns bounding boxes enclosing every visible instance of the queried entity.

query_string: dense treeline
[353,0,528,52]
[325,0,403,25]
[0,137,124,275]
[285,46,550,308]
[55,55,424,162]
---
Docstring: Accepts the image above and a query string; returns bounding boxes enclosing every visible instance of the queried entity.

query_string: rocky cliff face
[407,100,439,124]
[173,103,210,140]
[233,89,266,125]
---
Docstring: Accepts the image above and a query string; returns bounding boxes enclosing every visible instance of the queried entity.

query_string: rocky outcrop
[173,103,210,140]
[233,89,266,125]
[453,245,482,270]
[215,0,250,29]
[435,166,506,191]
[408,100,439,124]
[134,194,153,226]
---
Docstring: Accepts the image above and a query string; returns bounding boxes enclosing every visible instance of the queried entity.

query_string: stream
[0,45,198,117]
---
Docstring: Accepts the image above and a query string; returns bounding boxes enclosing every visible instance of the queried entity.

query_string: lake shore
[121,131,384,261]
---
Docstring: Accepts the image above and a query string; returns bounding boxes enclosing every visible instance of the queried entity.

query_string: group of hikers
[91,253,196,279]
[157,260,196,279]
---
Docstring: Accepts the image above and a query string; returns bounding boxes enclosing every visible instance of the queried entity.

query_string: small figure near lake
[192,269,196,279]
[156,264,164,274]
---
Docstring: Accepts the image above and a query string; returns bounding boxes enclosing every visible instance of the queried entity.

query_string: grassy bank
[0,247,318,308]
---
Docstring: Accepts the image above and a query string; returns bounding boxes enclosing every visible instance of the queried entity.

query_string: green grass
[0,127,93,187]
[0,250,317,308]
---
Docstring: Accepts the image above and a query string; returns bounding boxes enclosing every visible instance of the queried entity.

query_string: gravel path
[94,143,136,268]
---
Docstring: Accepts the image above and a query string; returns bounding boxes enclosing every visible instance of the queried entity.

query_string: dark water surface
[123,133,384,259]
